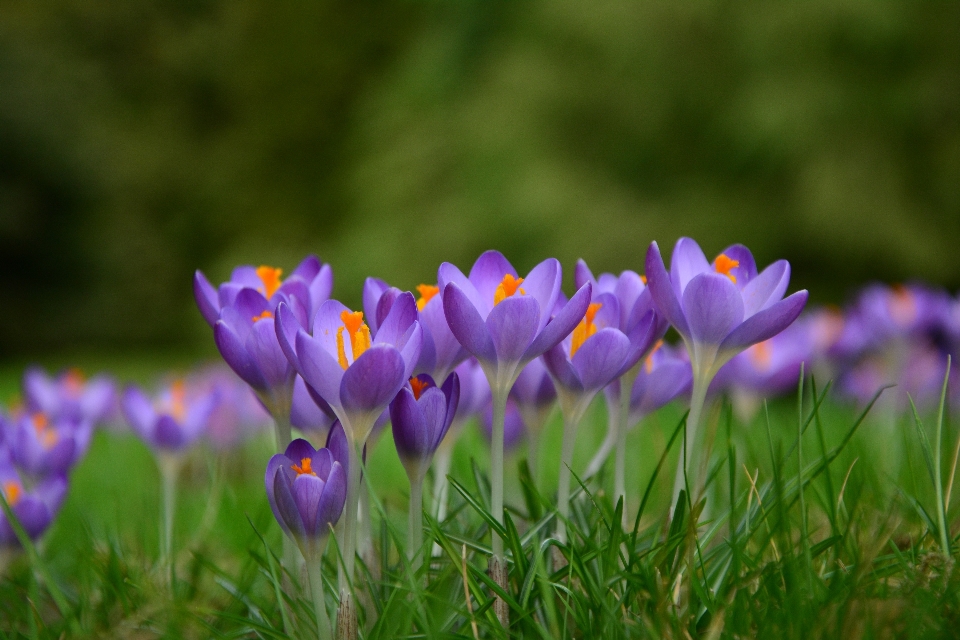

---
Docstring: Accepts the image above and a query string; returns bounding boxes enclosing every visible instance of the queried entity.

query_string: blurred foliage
[1,0,958,358]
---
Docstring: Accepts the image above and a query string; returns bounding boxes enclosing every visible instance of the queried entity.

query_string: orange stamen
[750,340,773,371]
[292,457,316,476]
[252,310,275,323]
[410,377,430,400]
[170,380,187,422]
[714,253,740,284]
[416,284,440,311]
[256,266,284,300]
[640,275,647,285]
[63,368,84,395]
[645,340,664,374]
[32,412,58,448]
[336,310,372,370]
[494,274,526,305]
[2,481,21,506]
[570,303,603,358]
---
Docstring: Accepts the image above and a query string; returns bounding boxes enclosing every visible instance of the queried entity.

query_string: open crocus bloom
[0,456,67,546]
[10,411,93,478]
[364,277,468,382]
[645,238,808,381]
[574,260,669,342]
[121,380,219,453]
[276,294,422,444]
[23,367,116,427]
[390,373,459,482]
[440,250,592,396]
[265,439,347,559]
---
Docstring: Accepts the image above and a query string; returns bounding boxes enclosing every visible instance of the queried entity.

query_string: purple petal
[614,271,646,328]
[363,277,391,335]
[275,302,304,372]
[234,288,271,323]
[522,282,592,361]
[417,386,449,451]
[325,421,350,468]
[121,387,158,437]
[719,290,809,354]
[645,242,690,337]
[487,295,540,367]
[669,237,710,294]
[308,264,334,315]
[154,415,186,450]
[420,296,467,378]
[741,260,790,318]
[574,259,596,290]
[23,369,58,415]
[340,345,406,415]
[390,387,428,459]
[681,273,745,346]
[438,262,488,316]
[439,372,460,442]
[311,299,353,359]
[296,332,345,413]
[80,377,116,424]
[443,284,497,364]
[375,288,404,336]
[290,376,336,433]
[284,438,317,464]
[375,292,418,346]
[215,321,267,390]
[469,251,517,307]
[273,468,307,539]
[9,499,51,540]
[720,244,758,288]
[265,454,294,535]
[542,343,584,393]
[398,323,424,382]
[632,360,693,418]
[521,258,561,332]
[194,270,220,327]
[248,318,292,390]
[615,310,662,378]
[315,461,346,532]
[571,327,630,391]
[292,473,325,536]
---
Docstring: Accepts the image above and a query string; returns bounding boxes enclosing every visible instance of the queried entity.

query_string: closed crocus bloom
[646,238,808,508]
[364,277,468,382]
[194,255,333,328]
[9,411,93,478]
[390,374,460,482]
[0,456,68,546]
[23,367,116,427]
[121,380,218,454]
[265,439,347,558]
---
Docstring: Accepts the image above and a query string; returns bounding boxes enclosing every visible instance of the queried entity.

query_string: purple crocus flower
[22,367,116,427]
[390,373,460,482]
[197,369,272,450]
[0,456,68,546]
[364,278,468,382]
[8,411,93,478]
[121,380,219,453]
[265,438,347,559]
[645,238,808,507]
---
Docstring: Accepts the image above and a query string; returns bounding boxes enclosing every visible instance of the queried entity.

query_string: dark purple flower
[8,411,93,478]
[0,456,68,546]
[645,238,808,379]
[195,256,333,327]
[121,380,218,453]
[23,367,116,427]
[390,373,460,480]
[276,293,422,443]
[364,278,468,382]
[265,438,347,558]
[439,251,592,397]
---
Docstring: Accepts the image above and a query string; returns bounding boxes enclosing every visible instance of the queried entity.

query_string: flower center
[2,481,21,507]
[168,380,187,422]
[714,253,740,284]
[31,413,58,448]
[256,266,283,300]
[889,284,917,327]
[410,376,430,400]
[292,457,316,476]
[63,368,84,396]
[336,310,372,370]
[494,274,525,306]
[252,310,275,323]
[644,340,664,374]
[570,303,603,358]
[749,340,773,371]
[416,284,439,311]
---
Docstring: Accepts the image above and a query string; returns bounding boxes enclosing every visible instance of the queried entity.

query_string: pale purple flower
[121,380,218,453]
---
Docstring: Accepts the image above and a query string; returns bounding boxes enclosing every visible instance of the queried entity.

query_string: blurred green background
[2,0,958,361]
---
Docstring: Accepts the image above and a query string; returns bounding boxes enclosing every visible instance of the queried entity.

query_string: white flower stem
[307,545,333,640]
[556,412,581,544]
[407,475,424,573]
[489,389,509,628]
[670,372,710,514]
[614,368,639,529]
[158,454,180,591]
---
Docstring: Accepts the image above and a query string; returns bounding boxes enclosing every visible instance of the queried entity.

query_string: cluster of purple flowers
[0,368,115,546]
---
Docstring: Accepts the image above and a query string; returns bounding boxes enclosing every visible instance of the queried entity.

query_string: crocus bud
[390,373,460,482]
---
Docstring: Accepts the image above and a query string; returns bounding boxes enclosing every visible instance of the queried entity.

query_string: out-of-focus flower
[8,411,93,478]
[480,398,525,451]
[364,278,468,382]
[509,357,556,441]
[626,343,693,425]
[390,373,459,482]
[716,318,814,399]
[22,367,116,427]
[121,380,218,453]
[0,454,68,546]
[195,368,272,449]
[265,439,346,558]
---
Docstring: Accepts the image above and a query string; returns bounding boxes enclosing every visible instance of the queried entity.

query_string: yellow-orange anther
[640,275,648,285]
[416,284,440,311]
[170,380,187,422]
[570,303,603,358]
[256,266,284,300]
[750,340,773,370]
[2,481,22,506]
[252,310,275,323]
[336,310,372,370]
[292,457,316,476]
[409,377,429,400]
[645,340,664,374]
[31,413,57,448]
[494,274,526,305]
[713,254,740,283]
